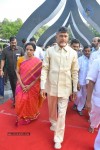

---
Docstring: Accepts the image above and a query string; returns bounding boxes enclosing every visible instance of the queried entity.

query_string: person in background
[15,42,43,125]
[0,47,4,99]
[70,39,83,57]
[40,27,79,149]
[73,45,91,115]
[89,38,100,69]
[30,37,44,60]
[21,38,27,50]
[86,58,100,133]
[91,37,100,52]
[69,39,82,101]
[1,36,24,106]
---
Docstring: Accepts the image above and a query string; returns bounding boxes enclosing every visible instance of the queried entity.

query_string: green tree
[34,25,49,40]
[0,18,23,39]
[88,25,100,37]
[2,18,10,25]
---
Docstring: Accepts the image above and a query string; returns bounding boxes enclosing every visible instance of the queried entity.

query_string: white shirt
[78,55,89,85]
[34,46,44,60]
[87,58,100,107]
[89,48,100,69]
[91,47,98,53]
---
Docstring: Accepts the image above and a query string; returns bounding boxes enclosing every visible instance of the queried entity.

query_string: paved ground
[0,81,12,104]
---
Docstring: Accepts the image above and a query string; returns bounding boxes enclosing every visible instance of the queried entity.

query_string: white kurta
[89,48,100,69]
[78,55,89,85]
[87,58,100,129]
[75,55,89,111]
[87,58,100,107]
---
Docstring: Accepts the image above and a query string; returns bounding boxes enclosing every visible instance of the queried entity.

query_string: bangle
[0,69,3,71]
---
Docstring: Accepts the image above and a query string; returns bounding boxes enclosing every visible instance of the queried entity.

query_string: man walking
[40,27,79,149]
[0,36,24,106]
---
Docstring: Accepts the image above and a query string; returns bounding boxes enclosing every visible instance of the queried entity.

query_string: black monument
[16,0,100,47]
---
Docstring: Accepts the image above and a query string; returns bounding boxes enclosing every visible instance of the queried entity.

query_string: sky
[0,0,45,22]
[0,0,100,24]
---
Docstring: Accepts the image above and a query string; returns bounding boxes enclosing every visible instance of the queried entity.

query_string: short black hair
[83,45,91,51]
[98,38,100,42]
[70,39,80,46]
[29,37,36,43]
[57,26,68,33]
[25,42,36,51]
[9,36,16,42]
[22,38,26,44]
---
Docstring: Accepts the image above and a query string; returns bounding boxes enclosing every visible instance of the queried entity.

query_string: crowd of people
[0,26,100,149]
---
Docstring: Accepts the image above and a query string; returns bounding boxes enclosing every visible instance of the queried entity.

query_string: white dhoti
[89,101,100,129]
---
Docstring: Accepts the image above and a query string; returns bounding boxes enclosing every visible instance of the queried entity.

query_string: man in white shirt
[30,37,44,60]
[89,47,100,69]
[86,58,100,133]
[87,40,100,84]
[91,37,100,52]
[70,39,83,57]
[89,37,100,69]
[73,45,91,115]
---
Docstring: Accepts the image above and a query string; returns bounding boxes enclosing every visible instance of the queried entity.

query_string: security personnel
[0,36,24,106]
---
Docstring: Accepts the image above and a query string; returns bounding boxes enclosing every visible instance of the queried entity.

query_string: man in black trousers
[0,36,24,106]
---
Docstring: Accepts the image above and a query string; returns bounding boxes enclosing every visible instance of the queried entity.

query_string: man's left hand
[72,92,77,101]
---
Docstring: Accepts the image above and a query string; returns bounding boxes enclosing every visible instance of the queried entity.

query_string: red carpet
[0,100,97,150]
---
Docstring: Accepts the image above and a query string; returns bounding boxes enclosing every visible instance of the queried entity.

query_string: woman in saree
[15,42,43,125]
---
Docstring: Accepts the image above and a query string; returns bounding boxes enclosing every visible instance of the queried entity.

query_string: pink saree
[15,57,42,125]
